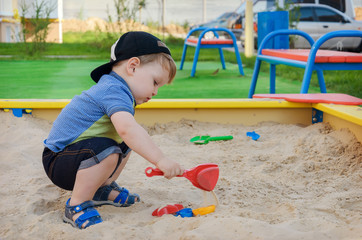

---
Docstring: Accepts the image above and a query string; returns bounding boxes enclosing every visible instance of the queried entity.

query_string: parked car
[190,11,241,38]
[230,0,356,39]
[234,0,356,21]
[241,4,362,51]
[191,1,275,38]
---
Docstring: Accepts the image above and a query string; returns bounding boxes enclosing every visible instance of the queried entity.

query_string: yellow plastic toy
[192,205,215,216]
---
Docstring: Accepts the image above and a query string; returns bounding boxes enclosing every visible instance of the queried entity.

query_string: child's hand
[156,157,184,179]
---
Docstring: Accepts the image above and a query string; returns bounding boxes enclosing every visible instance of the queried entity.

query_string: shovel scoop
[145,163,219,191]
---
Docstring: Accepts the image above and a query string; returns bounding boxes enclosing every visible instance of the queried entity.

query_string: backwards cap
[90,31,172,83]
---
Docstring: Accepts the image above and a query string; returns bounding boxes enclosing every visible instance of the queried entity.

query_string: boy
[42,31,184,229]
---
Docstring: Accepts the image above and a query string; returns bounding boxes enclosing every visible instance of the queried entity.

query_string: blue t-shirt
[44,71,135,153]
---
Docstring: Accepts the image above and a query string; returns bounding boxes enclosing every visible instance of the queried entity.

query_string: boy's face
[128,60,169,105]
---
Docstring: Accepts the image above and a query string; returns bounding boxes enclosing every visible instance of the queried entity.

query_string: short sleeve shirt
[44,71,135,153]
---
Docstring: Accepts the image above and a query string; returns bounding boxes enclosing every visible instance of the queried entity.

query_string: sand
[0,111,361,240]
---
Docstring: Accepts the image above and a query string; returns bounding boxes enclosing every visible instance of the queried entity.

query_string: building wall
[23,20,60,43]
[0,0,60,43]
[0,21,20,42]
[0,0,20,42]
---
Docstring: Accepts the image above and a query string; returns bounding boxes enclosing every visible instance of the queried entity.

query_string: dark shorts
[42,137,131,191]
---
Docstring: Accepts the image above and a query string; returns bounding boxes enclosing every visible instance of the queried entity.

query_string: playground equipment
[180,27,244,77]
[248,29,362,98]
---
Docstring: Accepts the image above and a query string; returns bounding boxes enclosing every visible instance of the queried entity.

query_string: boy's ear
[126,57,141,75]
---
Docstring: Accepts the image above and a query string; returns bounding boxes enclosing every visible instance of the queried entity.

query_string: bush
[19,0,56,56]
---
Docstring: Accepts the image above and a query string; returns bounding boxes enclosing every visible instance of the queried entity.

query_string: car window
[315,7,345,22]
[216,13,230,20]
[285,0,315,3]
[291,7,315,21]
[319,0,345,13]
[235,0,275,15]
[252,0,275,13]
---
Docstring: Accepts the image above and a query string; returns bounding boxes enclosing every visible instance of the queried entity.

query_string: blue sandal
[93,181,140,207]
[63,198,103,229]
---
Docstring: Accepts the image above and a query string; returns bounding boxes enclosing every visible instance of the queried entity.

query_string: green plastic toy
[190,135,233,145]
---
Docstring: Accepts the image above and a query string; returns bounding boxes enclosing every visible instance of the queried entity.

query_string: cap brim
[90,61,115,83]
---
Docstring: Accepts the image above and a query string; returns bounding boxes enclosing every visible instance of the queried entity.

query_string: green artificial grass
[0,60,100,98]
[1,32,360,98]
[155,61,321,98]
[0,60,321,99]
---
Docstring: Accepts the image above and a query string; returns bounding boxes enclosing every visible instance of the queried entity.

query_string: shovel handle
[145,167,164,177]
[208,135,233,141]
[145,167,184,177]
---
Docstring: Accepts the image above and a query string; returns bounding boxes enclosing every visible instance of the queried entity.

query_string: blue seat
[180,27,244,77]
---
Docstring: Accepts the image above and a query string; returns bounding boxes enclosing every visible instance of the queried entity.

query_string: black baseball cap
[91,31,172,83]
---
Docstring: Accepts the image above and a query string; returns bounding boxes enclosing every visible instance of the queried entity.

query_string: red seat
[186,37,235,45]
[261,49,362,63]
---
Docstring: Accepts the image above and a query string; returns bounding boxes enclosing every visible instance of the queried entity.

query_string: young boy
[42,31,184,229]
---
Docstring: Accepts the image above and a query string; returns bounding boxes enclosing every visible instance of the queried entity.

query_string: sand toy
[246,131,260,141]
[192,205,216,216]
[190,135,233,144]
[152,204,184,217]
[145,163,219,191]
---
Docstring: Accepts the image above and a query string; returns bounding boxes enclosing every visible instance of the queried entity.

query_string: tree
[137,0,147,23]
[19,0,56,56]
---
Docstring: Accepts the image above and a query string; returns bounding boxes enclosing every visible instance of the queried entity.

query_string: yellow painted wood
[0,99,70,108]
[313,103,362,126]
[323,113,362,143]
[134,108,312,126]
[1,99,361,143]
[0,99,311,109]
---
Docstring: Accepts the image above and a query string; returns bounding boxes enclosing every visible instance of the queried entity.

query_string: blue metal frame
[5,108,33,117]
[180,27,244,77]
[248,29,362,98]
[312,108,323,124]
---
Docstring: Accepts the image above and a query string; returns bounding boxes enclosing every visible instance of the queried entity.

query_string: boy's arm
[111,111,183,179]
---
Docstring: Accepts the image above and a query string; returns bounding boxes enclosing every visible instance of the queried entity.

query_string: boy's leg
[92,152,140,205]
[65,152,138,228]
[70,153,120,206]
[103,152,131,186]
[102,152,131,201]
[43,138,136,228]
[68,153,119,226]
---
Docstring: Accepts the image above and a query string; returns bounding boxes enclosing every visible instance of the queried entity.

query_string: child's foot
[63,198,103,229]
[92,181,140,207]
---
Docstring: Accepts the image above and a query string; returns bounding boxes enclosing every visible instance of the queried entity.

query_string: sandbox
[0,99,361,239]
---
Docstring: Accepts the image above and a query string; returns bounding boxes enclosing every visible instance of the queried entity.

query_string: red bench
[180,27,244,77]
[248,29,362,98]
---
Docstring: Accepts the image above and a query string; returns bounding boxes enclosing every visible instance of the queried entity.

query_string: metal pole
[244,0,254,57]
[162,0,165,40]
[58,0,63,43]
[203,0,206,22]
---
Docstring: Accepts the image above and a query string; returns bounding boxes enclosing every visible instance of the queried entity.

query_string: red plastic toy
[145,163,219,191]
[152,204,184,217]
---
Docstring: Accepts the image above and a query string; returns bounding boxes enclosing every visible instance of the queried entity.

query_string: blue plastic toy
[246,131,260,141]
[174,208,194,218]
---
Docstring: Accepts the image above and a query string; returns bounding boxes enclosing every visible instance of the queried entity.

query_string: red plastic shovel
[145,163,219,191]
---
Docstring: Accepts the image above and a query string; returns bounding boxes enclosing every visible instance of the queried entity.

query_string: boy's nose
[152,88,158,96]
